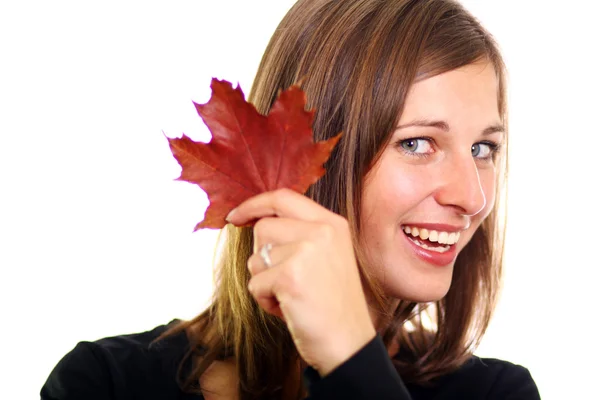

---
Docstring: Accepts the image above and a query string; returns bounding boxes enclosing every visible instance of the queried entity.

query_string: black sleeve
[487,363,541,400]
[40,342,115,400]
[303,334,412,400]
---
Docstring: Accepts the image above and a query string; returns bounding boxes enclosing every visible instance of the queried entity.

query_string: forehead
[400,62,500,125]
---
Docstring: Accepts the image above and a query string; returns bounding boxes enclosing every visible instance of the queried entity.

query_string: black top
[41,319,541,399]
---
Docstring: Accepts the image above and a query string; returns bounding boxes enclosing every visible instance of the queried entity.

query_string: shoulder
[408,356,540,400]
[40,319,194,400]
[464,356,539,397]
[40,340,114,399]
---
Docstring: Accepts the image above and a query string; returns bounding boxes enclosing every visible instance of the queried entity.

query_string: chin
[399,290,449,303]
[383,272,453,303]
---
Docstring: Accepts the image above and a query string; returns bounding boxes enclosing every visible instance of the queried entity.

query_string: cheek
[361,159,434,235]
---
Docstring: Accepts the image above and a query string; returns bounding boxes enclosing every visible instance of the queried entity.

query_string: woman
[41,0,541,399]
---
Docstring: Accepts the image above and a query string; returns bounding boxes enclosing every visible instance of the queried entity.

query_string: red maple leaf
[166,78,342,230]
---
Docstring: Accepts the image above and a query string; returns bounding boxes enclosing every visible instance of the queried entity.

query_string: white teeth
[438,231,449,245]
[429,230,439,242]
[402,225,461,245]
[408,236,451,253]
[448,232,456,244]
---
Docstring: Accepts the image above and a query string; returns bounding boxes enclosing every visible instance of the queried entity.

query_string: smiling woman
[40,1,541,399]
[361,61,504,302]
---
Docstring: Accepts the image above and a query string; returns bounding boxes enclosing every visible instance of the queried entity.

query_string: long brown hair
[157,0,509,398]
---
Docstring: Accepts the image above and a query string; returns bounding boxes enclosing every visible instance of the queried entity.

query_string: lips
[401,227,459,267]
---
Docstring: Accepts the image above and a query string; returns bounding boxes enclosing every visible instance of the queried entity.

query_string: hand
[226,188,376,376]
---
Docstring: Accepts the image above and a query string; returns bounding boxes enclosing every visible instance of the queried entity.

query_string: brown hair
[157,0,508,398]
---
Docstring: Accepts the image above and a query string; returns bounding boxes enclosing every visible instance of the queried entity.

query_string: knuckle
[297,240,315,254]
[247,256,254,273]
[332,216,351,238]
[253,218,268,238]
[334,215,350,230]
[273,188,293,209]
[275,187,293,197]
[247,254,259,274]
[316,222,335,241]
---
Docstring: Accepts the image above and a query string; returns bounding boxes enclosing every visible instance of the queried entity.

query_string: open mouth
[402,225,460,254]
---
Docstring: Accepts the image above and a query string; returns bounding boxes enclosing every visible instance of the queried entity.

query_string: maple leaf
[166,78,342,230]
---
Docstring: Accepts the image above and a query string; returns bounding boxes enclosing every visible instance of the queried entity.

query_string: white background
[1,1,598,399]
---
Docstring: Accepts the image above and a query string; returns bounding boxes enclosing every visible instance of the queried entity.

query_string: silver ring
[259,243,273,268]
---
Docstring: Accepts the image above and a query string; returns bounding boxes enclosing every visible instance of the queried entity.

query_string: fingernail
[225,208,237,222]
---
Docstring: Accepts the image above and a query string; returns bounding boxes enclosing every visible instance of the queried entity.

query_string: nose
[434,154,486,217]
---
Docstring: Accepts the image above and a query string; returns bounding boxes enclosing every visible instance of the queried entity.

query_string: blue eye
[399,138,433,154]
[397,138,500,161]
[472,142,499,160]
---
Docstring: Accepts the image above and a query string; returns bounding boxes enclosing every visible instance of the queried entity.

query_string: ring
[260,243,273,268]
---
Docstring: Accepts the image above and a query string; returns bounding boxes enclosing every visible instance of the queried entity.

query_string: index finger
[226,188,333,225]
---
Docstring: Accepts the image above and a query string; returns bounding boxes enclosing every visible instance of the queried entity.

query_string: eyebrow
[396,119,505,136]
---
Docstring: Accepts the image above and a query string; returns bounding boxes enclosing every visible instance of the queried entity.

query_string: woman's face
[360,61,503,303]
